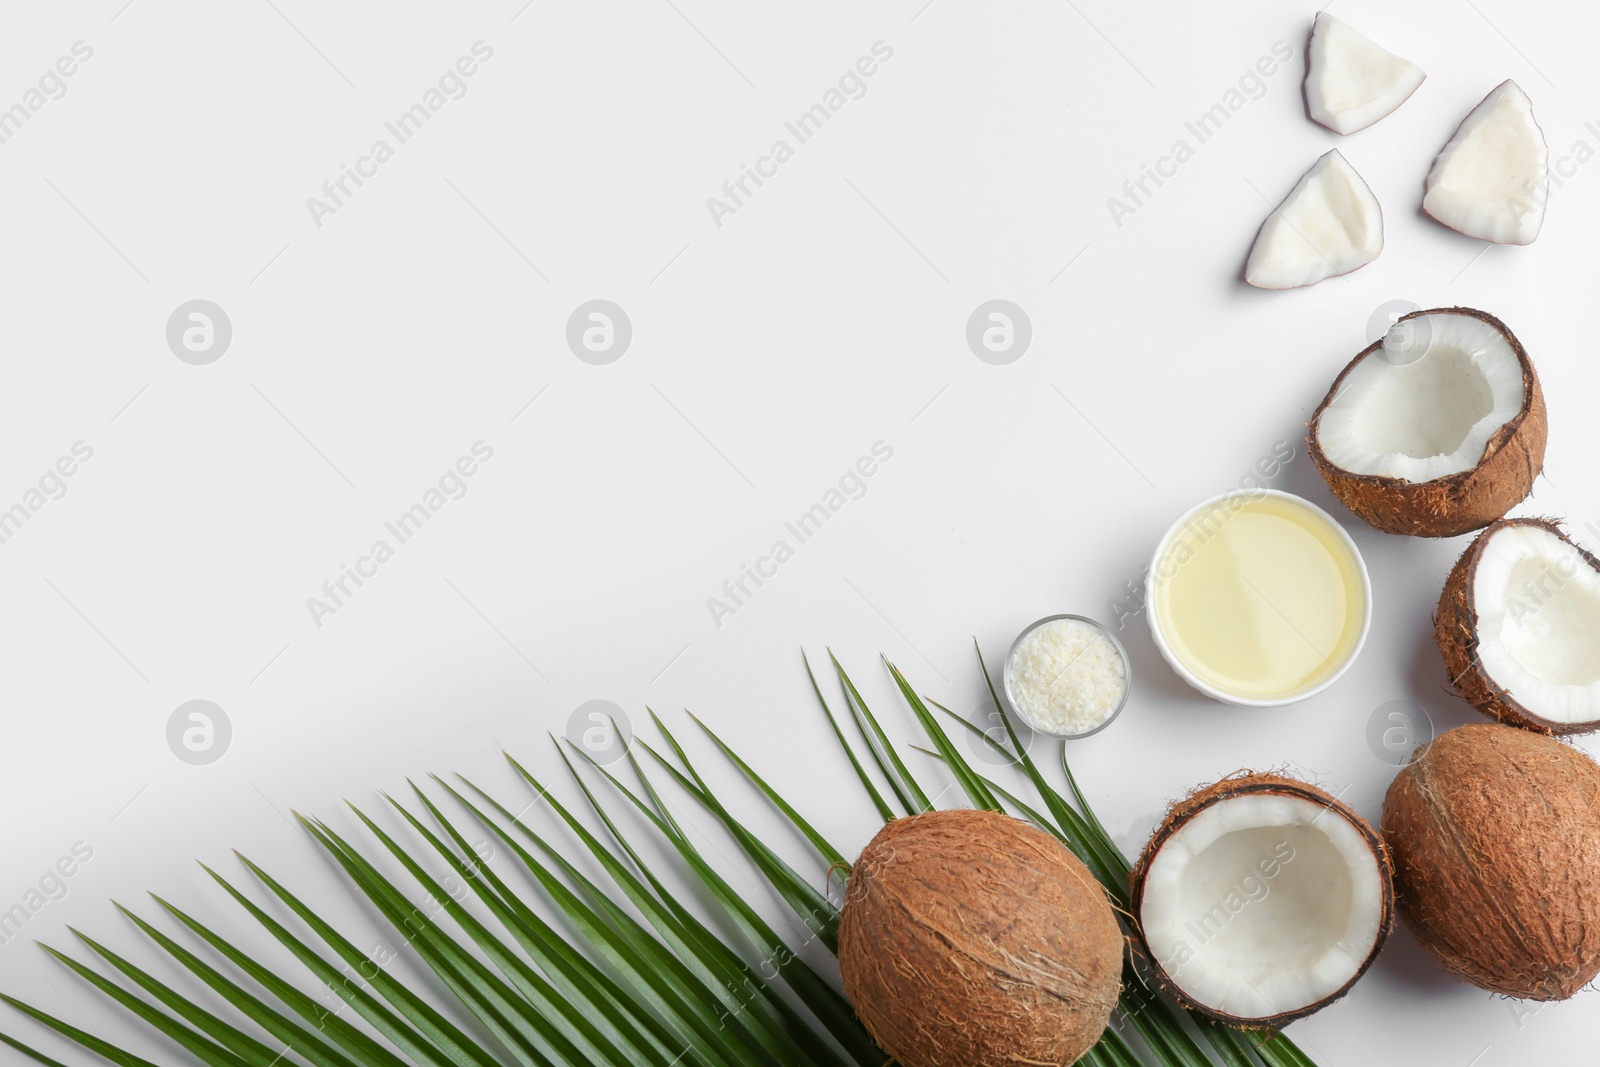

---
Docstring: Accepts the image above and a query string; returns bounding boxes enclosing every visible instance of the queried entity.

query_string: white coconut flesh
[1305,14,1426,135]
[1315,311,1524,482]
[1471,524,1600,726]
[1424,80,1548,245]
[1140,794,1386,1020]
[1245,151,1382,289]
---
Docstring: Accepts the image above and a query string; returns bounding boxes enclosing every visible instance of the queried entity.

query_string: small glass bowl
[1002,614,1131,740]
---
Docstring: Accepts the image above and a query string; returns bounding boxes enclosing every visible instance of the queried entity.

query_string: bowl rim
[1002,613,1132,739]
[1143,488,1373,707]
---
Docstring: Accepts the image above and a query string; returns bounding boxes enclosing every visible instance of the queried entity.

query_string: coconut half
[1304,14,1426,135]
[1423,80,1548,244]
[1437,518,1600,734]
[1131,773,1394,1026]
[1245,150,1383,289]
[1309,307,1546,537]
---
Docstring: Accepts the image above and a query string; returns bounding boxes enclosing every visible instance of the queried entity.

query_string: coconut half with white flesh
[1132,773,1394,1026]
[1309,307,1546,537]
[1423,80,1548,244]
[1245,150,1383,289]
[1304,14,1426,135]
[1437,519,1600,734]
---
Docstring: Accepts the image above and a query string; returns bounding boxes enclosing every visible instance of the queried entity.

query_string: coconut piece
[1304,14,1426,135]
[1381,723,1600,998]
[1423,80,1548,244]
[1245,150,1383,289]
[1309,307,1546,537]
[839,809,1122,1067]
[1437,518,1600,734]
[1130,772,1394,1026]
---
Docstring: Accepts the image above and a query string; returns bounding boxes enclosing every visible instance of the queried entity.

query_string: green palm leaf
[0,647,1327,1067]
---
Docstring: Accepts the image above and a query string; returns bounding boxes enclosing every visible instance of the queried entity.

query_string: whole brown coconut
[1436,517,1600,735]
[1308,307,1545,538]
[838,809,1122,1067]
[1382,723,1600,999]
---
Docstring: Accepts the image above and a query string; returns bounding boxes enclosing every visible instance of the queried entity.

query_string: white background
[1,0,1596,1064]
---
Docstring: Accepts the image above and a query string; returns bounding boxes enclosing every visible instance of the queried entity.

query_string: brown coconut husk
[1129,771,1395,1028]
[838,809,1123,1067]
[1436,517,1600,735]
[1381,723,1600,999]
[1307,307,1546,538]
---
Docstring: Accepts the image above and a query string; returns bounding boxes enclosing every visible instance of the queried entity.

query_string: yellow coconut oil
[1153,493,1367,701]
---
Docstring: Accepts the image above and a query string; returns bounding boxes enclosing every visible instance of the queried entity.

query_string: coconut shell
[837,809,1122,1067]
[1436,517,1600,735]
[1381,723,1600,998]
[1308,307,1545,538]
[1129,771,1395,1027]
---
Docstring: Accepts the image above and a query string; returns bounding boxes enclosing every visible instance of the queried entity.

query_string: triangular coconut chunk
[1245,150,1383,289]
[1305,14,1426,135]
[1423,80,1548,244]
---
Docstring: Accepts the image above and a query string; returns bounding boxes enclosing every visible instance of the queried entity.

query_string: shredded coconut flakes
[1006,618,1128,735]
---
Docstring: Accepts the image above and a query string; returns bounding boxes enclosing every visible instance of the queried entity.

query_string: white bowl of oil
[1145,489,1372,706]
